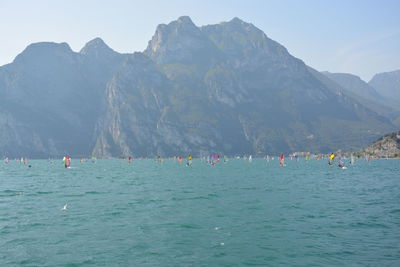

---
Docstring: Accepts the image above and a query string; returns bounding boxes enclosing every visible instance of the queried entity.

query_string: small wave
[36,191,53,195]
[171,194,218,201]
[6,237,36,245]
[1,225,15,234]
[180,224,201,229]
[109,211,122,216]
[115,206,128,211]
[281,204,301,210]
[389,209,400,214]
[242,186,258,190]
[15,259,39,266]
[148,199,163,203]
[55,259,95,266]
[85,191,105,195]
[28,222,47,228]
[171,197,184,201]
[191,196,211,200]
[247,205,262,211]
[211,251,227,257]
[0,190,24,197]
[349,222,389,229]
[63,193,85,197]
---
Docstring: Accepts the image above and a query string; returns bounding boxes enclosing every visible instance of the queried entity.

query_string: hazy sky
[1,0,399,81]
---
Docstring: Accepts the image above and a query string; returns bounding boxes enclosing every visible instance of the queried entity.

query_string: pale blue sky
[1,0,399,81]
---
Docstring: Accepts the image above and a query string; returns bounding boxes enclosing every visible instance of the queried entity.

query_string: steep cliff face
[92,52,252,157]
[144,16,223,67]
[0,17,397,158]
[93,53,174,156]
[363,132,400,157]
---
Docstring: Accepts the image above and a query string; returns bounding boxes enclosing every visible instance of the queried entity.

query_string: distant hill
[363,131,400,158]
[0,16,397,158]
[369,70,400,125]
[321,71,400,124]
[322,72,384,102]
[369,70,400,109]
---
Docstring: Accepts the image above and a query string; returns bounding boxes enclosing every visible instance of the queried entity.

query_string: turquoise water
[1,158,399,266]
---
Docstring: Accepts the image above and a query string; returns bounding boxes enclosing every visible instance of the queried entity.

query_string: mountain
[96,16,395,155]
[144,16,223,66]
[322,72,384,102]
[0,39,126,158]
[0,17,397,158]
[363,131,400,158]
[320,71,400,123]
[369,70,400,108]
[0,42,95,157]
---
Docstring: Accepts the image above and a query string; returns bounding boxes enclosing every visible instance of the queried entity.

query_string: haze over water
[1,158,399,266]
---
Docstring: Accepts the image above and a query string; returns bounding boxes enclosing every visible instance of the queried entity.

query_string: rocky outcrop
[363,131,400,157]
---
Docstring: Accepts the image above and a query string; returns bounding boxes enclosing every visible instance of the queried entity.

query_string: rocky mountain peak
[229,17,245,24]
[176,15,195,25]
[80,37,116,58]
[13,42,73,63]
[144,16,221,65]
[225,17,257,31]
[201,17,293,70]
[26,41,71,52]
[370,70,400,82]
[147,15,199,50]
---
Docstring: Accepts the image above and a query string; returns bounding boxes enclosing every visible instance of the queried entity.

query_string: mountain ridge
[369,70,400,109]
[0,16,397,158]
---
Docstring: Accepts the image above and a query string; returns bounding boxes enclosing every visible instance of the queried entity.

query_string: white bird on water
[62,204,68,210]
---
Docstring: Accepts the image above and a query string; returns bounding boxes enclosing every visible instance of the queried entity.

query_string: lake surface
[1,158,399,266]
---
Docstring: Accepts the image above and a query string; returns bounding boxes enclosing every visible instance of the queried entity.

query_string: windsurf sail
[63,155,71,168]
[328,153,335,165]
[350,154,355,165]
[187,155,193,166]
[279,154,285,166]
